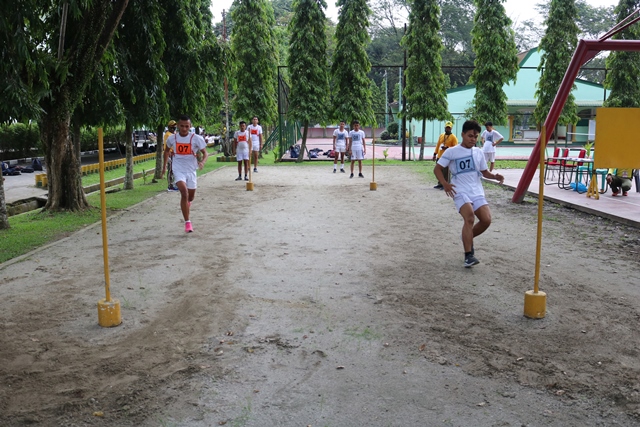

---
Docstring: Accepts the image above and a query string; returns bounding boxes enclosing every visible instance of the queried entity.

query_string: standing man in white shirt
[479,121,503,172]
[248,116,263,173]
[434,120,504,268]
[332,121,349,173]
[347,120,366,178]
[162,115,208,233]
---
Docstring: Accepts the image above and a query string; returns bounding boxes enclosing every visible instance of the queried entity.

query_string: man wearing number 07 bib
[434,120,504,268]
[162,115,208,233]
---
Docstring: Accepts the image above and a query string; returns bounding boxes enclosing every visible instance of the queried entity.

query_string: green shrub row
[0,123,128,161]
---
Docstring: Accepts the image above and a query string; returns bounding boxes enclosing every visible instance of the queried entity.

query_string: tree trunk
[40,90,90,212]
[154,124,164,180]
[123,122,134,190]
[419,119,426,161]
[296,121,309,163]
[0,177,9,230]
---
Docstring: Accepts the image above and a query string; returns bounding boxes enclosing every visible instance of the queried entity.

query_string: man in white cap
[432,121,458,189]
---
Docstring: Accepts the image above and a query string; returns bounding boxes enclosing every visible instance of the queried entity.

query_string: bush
[386,122,399,135]
[0,123,40,160]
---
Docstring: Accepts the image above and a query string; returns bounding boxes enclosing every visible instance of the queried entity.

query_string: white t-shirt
[349,130,365,149]
[333,129,349,146]
[481,129,503,153]
[438,145,488,199]
[248,124,262,150]
[235,130,250,152]
[166,132,206,173]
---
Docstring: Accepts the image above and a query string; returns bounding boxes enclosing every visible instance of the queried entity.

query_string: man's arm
[480,169,504,183]
[362,132,366,154]
[494,132,504,147]
[162,145,171,176]
[198,147,208,170]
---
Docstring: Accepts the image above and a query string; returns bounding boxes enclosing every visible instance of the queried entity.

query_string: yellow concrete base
[246,182,254,191]
[370,182,378,191]
[98,298,122,327]
[523,290,547,319]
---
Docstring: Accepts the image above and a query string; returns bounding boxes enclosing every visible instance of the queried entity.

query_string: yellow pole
[97,128,121,327]
[524,125,547,319]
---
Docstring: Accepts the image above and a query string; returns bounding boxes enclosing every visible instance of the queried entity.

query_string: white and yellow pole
[97,128,122,327]
[370,133,377,191]
[524,125,547,319]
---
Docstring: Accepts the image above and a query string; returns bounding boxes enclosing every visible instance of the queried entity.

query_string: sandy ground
[1,164,640,427]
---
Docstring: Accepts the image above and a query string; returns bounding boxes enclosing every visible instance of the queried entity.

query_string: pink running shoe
[185,221,193,233]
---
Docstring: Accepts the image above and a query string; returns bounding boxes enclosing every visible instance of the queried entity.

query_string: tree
[534,0,580,129]
[469,0,519,125]
[287,0,330,162]
[331,0,376,126]
[109,0,167,189]
[231,0,279,125]
[604,0,640,108]
[402,0,449,160]
[24,1,129,211]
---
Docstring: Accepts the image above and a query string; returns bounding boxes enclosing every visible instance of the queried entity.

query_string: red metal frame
[512,12,640,203]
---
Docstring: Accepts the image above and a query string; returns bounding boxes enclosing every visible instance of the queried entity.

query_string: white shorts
[484,151,496,163]
[351,147,364,160]
[173,170,197,190]
[335,143,346,153]
[252,143,260,152]
[454,194,488,213]
[236,149,250,161]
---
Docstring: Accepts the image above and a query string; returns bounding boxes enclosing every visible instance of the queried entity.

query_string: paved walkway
[496,167,640,228]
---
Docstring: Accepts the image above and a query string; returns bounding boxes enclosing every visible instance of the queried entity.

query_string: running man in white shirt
[434,120,504,268]
[347,120,366,178]
[479,121,503,172]
[332,121,349,173]
[162,115,208,233]
[248,116,263,173]
[234,121,250,181]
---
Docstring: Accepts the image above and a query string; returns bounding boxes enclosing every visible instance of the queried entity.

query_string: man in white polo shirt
[248,116,263,173]
[347,120,366,178]
[162,115,208,233]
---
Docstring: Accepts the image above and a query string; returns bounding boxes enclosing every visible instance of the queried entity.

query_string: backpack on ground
[32,158,43,171]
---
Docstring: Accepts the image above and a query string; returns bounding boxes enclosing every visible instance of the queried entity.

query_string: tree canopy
[231,0,279,125]
[534,0,580,127]
[469,0,519,125]
[331,0,375,126]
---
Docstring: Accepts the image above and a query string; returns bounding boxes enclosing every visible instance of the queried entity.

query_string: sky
[210,0,619,26]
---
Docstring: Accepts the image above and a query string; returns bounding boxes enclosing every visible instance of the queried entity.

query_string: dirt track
[1,164,640,426]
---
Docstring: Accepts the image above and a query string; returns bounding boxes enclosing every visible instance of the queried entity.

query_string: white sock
[334,164,337,170]
[185,220,191,223]
[341,162,344,169]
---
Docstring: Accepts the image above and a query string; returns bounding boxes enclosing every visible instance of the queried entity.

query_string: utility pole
[223,10,230,154]
[384,69,388,130]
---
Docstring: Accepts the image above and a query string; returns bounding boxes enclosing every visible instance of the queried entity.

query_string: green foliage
[534,0,580,126]
[387,122,399,135]
[231,0,279,125]
[469,0,519,126]
[604,0,640,108]
[401,0,448,122]
[331,0,376,126]
[287,0,330,125]
[0,123,40,160]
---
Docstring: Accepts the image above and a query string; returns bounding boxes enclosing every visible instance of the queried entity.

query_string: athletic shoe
[464,254,480,268]
[235,176,242,181]
[244,176,249,181]
[612,191,619,196]
[434,183,443,189]
[167,186,178,192]
[358,173,364,178]
[185,222,193,233]
[340,169,345,173]
[333,169,336,173]
[253,168,258,172]
[623,191,628,196]
[350,173,354,178]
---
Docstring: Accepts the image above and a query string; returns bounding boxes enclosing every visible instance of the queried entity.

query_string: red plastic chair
[544,147,563,184]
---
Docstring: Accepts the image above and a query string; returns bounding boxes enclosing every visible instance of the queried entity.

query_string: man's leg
[350,160,355,175]
[358,160,363,174]
[188,188,196,204]
[237,161,242,178]
[340,153,345,171]
[459,203,475,253]
[176,180,190,221]
[473,204,492,238]
[252,151,258,171]
[621,178,633,193]
[611,176,622,194]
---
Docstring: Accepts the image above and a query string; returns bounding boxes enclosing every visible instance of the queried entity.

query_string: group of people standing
[332,120,367,178]
[233,116,263,181]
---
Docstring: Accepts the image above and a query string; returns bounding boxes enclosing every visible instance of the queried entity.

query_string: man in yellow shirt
[606,168,634,196]
[164,120,178,191]
[432,121,458,189]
